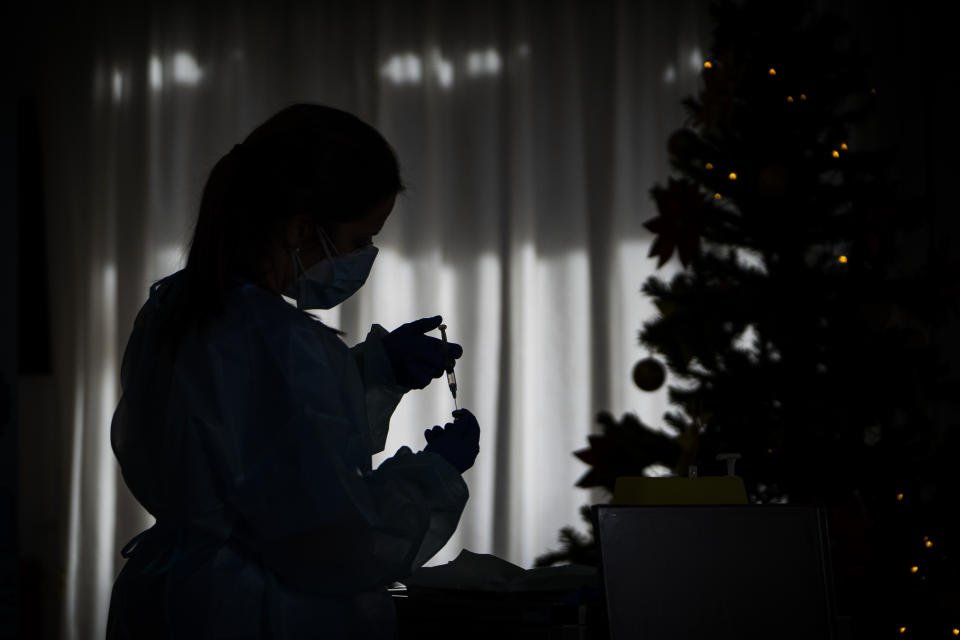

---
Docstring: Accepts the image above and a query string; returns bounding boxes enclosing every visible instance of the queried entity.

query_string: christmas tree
[539,1,960,635]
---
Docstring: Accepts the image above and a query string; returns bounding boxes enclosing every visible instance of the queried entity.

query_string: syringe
[439,324,458,410]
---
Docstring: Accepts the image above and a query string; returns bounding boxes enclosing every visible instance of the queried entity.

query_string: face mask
[284,226,378,310]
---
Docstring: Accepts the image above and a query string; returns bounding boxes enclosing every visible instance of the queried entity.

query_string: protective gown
[106,270,468,639]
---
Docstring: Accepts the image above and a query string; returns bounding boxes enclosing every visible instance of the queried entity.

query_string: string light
[652,14,945,636]
[951,629,958,636]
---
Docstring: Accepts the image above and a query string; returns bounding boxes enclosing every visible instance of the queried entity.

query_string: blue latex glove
[382,316,463,390]
[423,409,480,474]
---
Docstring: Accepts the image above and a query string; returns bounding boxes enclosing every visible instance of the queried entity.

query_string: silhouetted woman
[106,104,480,639]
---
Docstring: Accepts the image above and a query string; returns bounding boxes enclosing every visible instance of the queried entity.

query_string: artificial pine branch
[546,0,959,633]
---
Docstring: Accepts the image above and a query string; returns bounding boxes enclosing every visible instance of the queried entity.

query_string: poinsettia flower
[645,177,709,267]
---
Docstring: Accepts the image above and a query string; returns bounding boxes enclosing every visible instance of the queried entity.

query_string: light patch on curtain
[149,56,162,91]
[111,69,124,104]
[381,52,423,85]
[95,363,118,635]
[665,47,705,85]
[466,48,501,76]
[605,237,693,455]
[688,46,704,71]
[381,46,510,88]
[65,261,121,637]
[172,52,203,85]
[96,261,119,627]
[365,245,452,468]
[364,249,503,565]
[663,64,677,84]
[452,252,501,558]
[146,51,204,92]
[516,245,594,566]
[429,48,455,88]
[63,380,85,639]
[155,244,186,279]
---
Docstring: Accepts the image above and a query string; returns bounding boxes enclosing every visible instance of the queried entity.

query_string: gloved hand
[382,316,463,390]
[423,409,480,474]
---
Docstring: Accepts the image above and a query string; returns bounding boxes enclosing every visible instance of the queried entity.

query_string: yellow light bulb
[704,61,713,69]
[910,566,919,573]
[900,627,906,634]
[897,493,904,501]
[951,629,958,636]
[769,68,776,75]
[841,142,848,150]
[832,150,840,158]
[728,172,737,180]
[838,255,848,264]
[714,193,722,200]
[925,541,933,548]
[800,94,807,101]
[787,96,794,102]
[923,536,929,541]
[705,162,714,170]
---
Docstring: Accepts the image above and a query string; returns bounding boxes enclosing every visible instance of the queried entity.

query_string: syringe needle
[439,324,458,411]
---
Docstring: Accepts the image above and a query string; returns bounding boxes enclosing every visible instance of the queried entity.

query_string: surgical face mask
[285,225,378,310]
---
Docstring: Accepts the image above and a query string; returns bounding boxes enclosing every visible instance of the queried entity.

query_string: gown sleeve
[348,324,408,455]
[204,295,467,595]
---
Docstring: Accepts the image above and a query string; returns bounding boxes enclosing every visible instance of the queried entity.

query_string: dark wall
[2,6,21,638]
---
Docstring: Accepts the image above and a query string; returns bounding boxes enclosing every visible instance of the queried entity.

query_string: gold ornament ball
[633,358,666,391]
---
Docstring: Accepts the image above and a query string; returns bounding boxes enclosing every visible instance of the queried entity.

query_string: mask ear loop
[315,224,340,257]
[290,247,309,310]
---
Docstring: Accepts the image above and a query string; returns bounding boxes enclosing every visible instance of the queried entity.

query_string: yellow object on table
[613,476,748,505]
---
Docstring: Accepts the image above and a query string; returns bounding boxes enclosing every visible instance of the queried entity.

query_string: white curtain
[36,1,709,637]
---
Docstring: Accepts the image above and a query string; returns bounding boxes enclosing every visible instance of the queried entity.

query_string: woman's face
[290,193,396,275]
[326,193,396,255]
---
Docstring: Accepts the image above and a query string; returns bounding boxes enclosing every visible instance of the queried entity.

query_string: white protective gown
[107,270,468,639]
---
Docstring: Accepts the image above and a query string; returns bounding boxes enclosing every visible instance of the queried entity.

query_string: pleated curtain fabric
[32,1,708,637]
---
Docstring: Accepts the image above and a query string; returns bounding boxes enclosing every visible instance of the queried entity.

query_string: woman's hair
[157,103,403,355]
